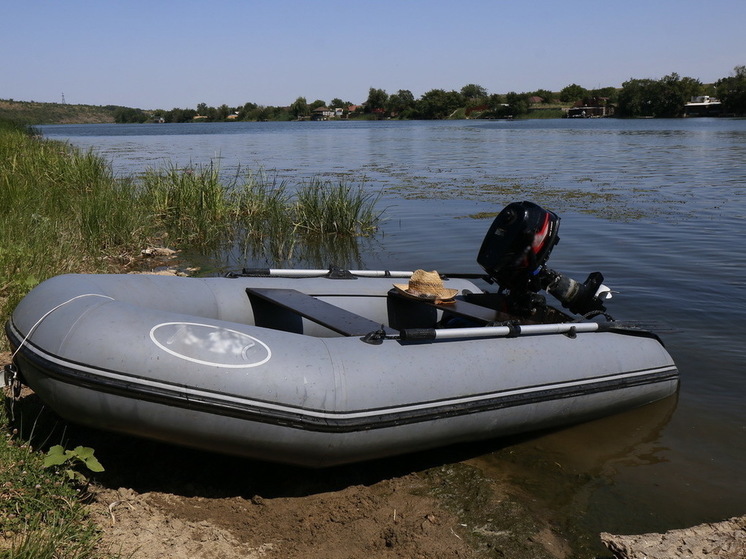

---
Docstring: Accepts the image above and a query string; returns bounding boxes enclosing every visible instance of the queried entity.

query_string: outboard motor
[477,201,611,317]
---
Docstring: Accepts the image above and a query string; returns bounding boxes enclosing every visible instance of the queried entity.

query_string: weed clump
[0,410,102,558]
[0,120,383,320]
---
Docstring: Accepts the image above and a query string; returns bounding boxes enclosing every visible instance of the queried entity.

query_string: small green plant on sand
[43,445,104,485]
[0,420,105,558]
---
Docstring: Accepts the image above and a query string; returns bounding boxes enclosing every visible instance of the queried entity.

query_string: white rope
[10,293,114,360]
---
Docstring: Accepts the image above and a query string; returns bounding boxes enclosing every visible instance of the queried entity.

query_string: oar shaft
[400,322,601,341]
[237,268,484,279]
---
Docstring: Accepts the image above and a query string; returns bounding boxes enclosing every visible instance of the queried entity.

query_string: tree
[504,92,530,116]
[237,102,258,120]
[481,93,511,119]
[531,89,554,103]
[365,88,388,114]
[651,73,701,117]
[217,104,233,120]
[559,83,588,103]
[414,89,463,119]
[618,74,701,117]
[159,107,194,123]
[289,97,309,119]
[202,105,218,121]
[460,84,488,100]
[617,78,657,117]
[386,89,415,116]
[716,65,746,115]
[590,86,619,103]
[113,107,148,123]
[266,105,293,121]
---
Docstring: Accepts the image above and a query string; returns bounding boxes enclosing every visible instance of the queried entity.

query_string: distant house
[684,96,722,117]
[311,106,334,121]
[566,97,615,118]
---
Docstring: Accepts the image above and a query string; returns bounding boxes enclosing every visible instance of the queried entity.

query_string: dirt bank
[602,516,745,559]
[77,420,576,559]
[89,473,471,559]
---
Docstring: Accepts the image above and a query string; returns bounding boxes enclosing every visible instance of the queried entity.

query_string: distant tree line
[617,67,746,117]
[113,66,746,123]
[714,65,746,115]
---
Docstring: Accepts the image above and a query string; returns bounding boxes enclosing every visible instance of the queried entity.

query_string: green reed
[0,120,384,318]
[232,170,294,238]
[0,123,149,315]
[139,162,235,247]
[230,171,296,261]
[294,178,381,236]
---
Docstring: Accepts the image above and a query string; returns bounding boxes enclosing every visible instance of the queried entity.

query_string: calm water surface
[41,119,746,550]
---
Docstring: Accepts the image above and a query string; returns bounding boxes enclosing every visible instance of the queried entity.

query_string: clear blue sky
[3,0,744,109]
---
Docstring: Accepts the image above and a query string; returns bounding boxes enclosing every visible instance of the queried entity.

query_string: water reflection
[473,396,679,538]
[225,229,376,270]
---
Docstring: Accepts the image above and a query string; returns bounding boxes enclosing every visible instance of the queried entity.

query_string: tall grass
[294,178,381,236]
[231,171,297,262]
[0,121,384,319]
[230,176,382,266]
[233,170,294,236]
[140,162,235,247]
[0,123,148,315]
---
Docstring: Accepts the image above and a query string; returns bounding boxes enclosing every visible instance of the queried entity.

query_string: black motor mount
[478,201,610,317]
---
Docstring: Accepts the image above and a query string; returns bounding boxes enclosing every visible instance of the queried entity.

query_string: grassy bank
[0,401,104,558]
[0,100,119,126]
[0,120,381,320]
[0,118,382,558]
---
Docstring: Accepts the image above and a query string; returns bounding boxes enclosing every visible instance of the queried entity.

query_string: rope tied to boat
[10,293,115,364]
[2,363,22,402]
[3,292,112,421]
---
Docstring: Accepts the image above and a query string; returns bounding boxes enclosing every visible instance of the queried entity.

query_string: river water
[40,119,745,549]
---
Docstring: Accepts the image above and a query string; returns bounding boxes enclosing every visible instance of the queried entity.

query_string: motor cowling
[477,201,560,292]
[478,201,610,317]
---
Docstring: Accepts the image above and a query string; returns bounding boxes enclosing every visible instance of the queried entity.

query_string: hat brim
[392,284,459,302]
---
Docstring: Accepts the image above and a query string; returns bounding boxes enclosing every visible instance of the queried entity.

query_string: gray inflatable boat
[4,202,678,467]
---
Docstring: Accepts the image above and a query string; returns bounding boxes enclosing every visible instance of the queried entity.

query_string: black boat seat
[246,288,395,336]
[387,288,508,329]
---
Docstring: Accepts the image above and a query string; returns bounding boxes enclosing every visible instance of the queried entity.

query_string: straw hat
[393,270,459,302]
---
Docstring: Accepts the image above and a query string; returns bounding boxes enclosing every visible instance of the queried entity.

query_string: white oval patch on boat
[150,322,271,368]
